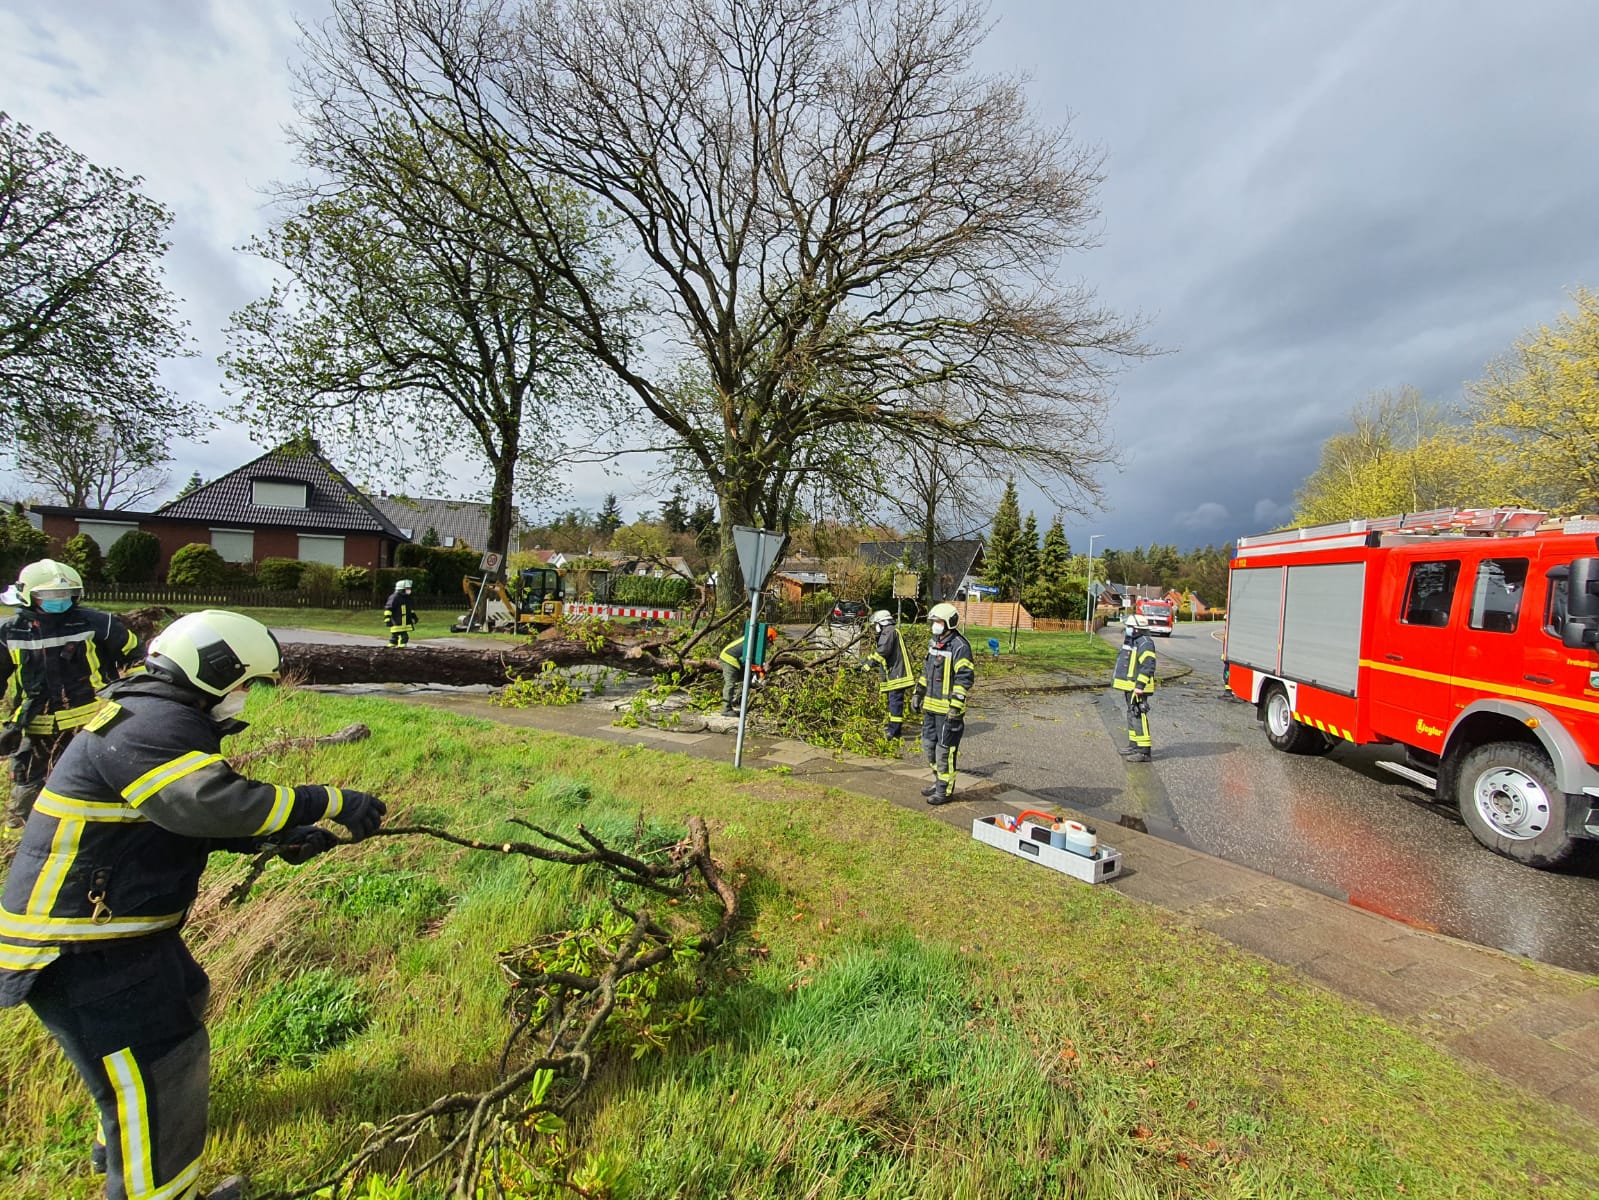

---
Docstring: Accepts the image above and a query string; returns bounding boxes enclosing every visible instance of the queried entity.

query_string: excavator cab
[519,567,567,627]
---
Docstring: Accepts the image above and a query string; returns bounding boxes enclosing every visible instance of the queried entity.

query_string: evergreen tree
[982,479,1024,600]
[1019,512,1039,592]
[660,484,691,534]
[175,471,204,499]
[596,493,624,536]
[1022,514,1076,618]
[420,525,441,547]
[1149,542,1181,588]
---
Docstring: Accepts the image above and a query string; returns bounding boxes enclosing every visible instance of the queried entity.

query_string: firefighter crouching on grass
[865,609,916,739]
[384,577,419,647]
[917,601,974,805]
[1,558,140,830]
[1114,613,1158,761]
[719,625,776,715]
[0,610,387,1200]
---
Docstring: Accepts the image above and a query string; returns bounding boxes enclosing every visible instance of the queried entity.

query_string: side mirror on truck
[1560,557,1599,648]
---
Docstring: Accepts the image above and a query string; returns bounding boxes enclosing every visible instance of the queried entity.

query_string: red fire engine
[1224,506,1599,868]
[1134,596,1174,637]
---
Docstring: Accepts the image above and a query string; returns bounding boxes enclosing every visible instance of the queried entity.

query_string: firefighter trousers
[884,686,910,739]
[7,729,75,826]
[1124,691,1152,750]
[388,628,410,647]
[27,934,212,1200]
[921,710,963,797]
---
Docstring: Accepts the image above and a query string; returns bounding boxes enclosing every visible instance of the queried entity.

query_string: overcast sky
[4,0,1597,552]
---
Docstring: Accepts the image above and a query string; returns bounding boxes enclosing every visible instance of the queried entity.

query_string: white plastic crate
[971,815,1122,884]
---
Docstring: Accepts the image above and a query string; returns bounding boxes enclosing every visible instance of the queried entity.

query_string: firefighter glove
[0,723,19,756]
[333,790,387,841]
[910,684,925,714]
[273,826,340,865]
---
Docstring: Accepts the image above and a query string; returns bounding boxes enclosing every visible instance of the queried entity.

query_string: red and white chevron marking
[564,603,681,621]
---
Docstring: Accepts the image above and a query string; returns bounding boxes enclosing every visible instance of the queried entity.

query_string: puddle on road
[1114,812,1199,852]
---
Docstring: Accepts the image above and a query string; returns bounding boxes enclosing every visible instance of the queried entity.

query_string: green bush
[104,529,161,584]
[374,567,413,599]
[230,967,372,1071]
[298,562,341,605]
[60,533,104,585]
[394,543,479,594]
[0,510,49,583]
[609,573,692,606]
[257,557,308,590]
[166,543,228,588]
[337,565,372,593]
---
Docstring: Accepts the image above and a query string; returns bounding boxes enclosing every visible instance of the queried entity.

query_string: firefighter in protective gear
[719,625,776,714]
[865,610,916,739]
[1114,614,1158,761]
[919,601,975,805]
[384,578,419,647]
[1,558,140,829]
[0,610,387,1200]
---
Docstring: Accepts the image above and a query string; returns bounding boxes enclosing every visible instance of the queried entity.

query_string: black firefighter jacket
[1,605,139,735]
[0,675,355,1005]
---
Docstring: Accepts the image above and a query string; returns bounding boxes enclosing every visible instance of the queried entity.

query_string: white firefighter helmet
[869,609,893,628]
[1126,613,1150,630]
[16,558,84,607]
[396,579,414,591]
[928,601,960,629]
[146,610,282,698]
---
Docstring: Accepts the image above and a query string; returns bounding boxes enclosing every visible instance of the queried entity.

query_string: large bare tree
[297,0,1143,601]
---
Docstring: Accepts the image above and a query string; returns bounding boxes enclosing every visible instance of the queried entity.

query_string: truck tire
[1261,684,1333,755]
[1455,741,1576,869]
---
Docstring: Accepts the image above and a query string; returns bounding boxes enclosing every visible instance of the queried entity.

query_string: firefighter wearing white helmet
[918,601,975,805]
[0,609,386,1200]
[1113,613,1158,762]
[1,558,139,828]
[864,610,916,739]
[383,578,419,647]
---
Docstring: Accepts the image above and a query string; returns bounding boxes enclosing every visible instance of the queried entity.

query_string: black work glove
[910,685,925,714]
[332,790,386,842]
[273,826,340,865]
[0,722,20,756]
[944,714,965,737]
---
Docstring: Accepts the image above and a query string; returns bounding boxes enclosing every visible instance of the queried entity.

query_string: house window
[253,480,308,508]
[75,520,138,550]
[443,535,457,547]
[298,535,345,566]
[210,529,255,563]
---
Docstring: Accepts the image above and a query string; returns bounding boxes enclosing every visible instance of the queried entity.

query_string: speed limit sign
[479,551,504,574]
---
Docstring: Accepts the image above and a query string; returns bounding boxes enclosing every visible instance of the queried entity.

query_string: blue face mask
[39,598,74,614]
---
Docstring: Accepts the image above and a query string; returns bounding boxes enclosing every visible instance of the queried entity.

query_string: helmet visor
[33,587,81,601]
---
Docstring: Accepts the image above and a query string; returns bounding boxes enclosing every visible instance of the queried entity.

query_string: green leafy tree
[60,532,104,586]
[17,410,170,509]
[983,480,1024,600]
[609,519,670,562]
[596,495,624,538]
[166,543,228,588]
[300,0,1146,610]
[0,508,49,582]
[0,113,202,454]
[223,124,621,564]
[104,529,161,584]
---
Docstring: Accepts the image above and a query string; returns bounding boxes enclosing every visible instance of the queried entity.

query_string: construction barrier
[563,603,683,622]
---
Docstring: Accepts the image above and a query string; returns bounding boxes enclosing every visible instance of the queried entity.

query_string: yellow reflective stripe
[121,627,138,655]
[0,940,59,970]
[323,786,344,820]
[142,1158,202,1200]
[0,910,185,940]
[23,699,108,734]
[252,785,295,836]
[106,1048,154,1198]
[1359,659,1599,717]
[121,752,222,807]
[85,637,105,690]
[34,789,147,823]
[25,810,84,916]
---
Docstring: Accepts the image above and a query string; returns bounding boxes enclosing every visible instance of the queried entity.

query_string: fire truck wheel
[1261,684,1334,755]
[1456,742,1576,868]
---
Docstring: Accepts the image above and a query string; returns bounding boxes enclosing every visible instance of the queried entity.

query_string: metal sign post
[732,525,789,768]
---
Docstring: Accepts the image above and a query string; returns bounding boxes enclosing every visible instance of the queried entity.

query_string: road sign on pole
[478,551,504,576]
[731,526,788,768]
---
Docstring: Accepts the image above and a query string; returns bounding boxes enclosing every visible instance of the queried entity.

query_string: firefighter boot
[1130,749,1152,763]
[204,1176,249,1200]
[921,783,938,797]
[1117,743,1141,757]
[925,787,952,806]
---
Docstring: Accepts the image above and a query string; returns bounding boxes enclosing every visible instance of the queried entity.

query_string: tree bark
[278,638,666,687]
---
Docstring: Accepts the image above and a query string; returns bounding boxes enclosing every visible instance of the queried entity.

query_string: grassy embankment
[2,687,1595,1198]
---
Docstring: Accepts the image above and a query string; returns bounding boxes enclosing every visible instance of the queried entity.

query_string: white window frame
[297,534,345,566]
[210,528,255,563]
[252,480,308,508]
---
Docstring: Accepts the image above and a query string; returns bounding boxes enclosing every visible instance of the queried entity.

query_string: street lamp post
[1084,534,1103,638]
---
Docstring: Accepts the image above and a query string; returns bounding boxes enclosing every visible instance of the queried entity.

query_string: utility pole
[1084,534,1103,638]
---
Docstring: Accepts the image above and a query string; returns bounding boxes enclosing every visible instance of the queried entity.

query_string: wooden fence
[84,586,466,611]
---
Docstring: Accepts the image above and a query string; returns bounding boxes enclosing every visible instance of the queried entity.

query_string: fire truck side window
[1467,558,1528,633]
[1544,571,1569,637]
[1401,560,1461,627]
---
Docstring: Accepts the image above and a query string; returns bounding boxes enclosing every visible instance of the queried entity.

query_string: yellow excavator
[453,566,608,634]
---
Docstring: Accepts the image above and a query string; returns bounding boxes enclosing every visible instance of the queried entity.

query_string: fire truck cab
[1224,507,1599,869]
[1134,597,1174,637]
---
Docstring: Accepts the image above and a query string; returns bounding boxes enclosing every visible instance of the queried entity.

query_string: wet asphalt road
[961,623,1599,973]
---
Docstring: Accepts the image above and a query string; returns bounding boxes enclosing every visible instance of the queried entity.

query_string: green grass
[2,689,1596,1198]
[964,623,1119,680]
[93,601,526,643]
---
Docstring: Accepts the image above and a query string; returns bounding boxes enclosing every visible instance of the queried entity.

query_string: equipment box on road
[971,816,1122,884]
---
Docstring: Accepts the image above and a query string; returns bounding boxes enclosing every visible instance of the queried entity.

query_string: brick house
[34,444,407,575]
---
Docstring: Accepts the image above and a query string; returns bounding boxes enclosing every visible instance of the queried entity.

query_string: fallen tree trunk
[279,637,666,686]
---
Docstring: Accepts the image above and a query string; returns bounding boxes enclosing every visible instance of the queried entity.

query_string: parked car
[829,599,868,625]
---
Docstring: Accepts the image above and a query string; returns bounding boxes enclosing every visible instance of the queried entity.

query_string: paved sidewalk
[393,684,1599,1126]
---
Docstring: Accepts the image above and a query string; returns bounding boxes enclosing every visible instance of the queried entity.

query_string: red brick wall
[43,515,395,574]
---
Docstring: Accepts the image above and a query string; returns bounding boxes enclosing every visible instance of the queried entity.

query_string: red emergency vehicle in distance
[1134,597,1174,636]
[1223,506,1599,869]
